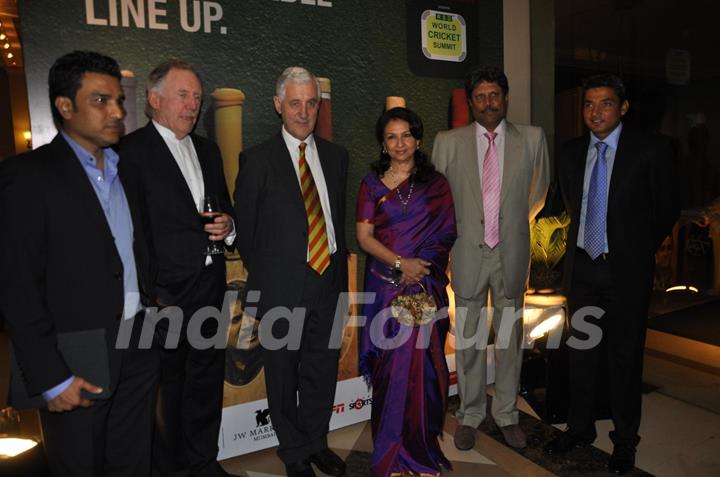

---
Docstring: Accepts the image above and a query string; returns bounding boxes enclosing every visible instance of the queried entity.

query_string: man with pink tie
[432,66,550,451]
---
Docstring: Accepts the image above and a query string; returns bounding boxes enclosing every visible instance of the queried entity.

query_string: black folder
[9,328,112,409]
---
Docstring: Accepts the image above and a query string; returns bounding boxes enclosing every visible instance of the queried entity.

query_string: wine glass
[201,196,225,255]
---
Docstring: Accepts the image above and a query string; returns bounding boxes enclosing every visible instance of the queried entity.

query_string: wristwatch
[394,256,402,270]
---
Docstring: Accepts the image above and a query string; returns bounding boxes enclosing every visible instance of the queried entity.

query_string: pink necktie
[482,131,500,248]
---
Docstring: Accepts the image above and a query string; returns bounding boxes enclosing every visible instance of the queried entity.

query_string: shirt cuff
[224,218,237,246]
[42,376,74,401]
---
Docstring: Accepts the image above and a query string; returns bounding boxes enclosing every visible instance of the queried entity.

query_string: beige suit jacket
[432,121,550,299]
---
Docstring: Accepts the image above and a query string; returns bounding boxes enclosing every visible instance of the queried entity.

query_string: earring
[382,146,388,154]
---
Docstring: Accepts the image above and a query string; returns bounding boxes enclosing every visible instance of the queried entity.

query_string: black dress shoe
[544,432,594,455]
[309,448,346,476]
[608,446,635,474]
[285,459,317,477]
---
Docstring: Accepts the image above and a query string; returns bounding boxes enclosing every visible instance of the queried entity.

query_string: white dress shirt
[280,127,337,258]
[153,121,236,263]
[475,119,506,189]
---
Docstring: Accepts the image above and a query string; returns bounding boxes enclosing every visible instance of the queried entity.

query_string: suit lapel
[52,135,118,258]
[502,122,523,205]
[568,136,590,218]
[316,139,340,228]
[608,129,631,212]
[192,134,214,196]
[271,134,307,217]
[458,125,484,215]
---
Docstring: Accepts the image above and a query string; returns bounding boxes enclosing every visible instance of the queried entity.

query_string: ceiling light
[6,52,13,59]
[0,34,6,41]
[3,43,9,49]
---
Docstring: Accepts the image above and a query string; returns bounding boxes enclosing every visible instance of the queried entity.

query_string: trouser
[566,249,647,448]
[454,245,525,428]
[41,323,159,477]
[261,264,341,464]
[152,261,228,476]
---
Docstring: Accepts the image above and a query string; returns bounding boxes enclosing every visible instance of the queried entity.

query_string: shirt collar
[61,131,119,169]
[590,122,622,150]
[475,119,506,138]
[153,120,190,144]
[281,126,315,153]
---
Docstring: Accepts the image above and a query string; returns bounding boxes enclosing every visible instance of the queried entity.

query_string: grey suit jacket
[432,121,550,299]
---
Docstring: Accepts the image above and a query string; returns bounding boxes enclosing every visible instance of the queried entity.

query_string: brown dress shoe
[454,424,476,450]
[499,424,527,449]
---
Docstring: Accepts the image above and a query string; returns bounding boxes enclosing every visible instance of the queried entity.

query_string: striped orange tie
[299,142,330,274]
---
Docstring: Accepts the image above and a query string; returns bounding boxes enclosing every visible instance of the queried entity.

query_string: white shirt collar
[153,120,190,143]
[475,119,506,138]
[590,122,623,150]
[281,126,316,153]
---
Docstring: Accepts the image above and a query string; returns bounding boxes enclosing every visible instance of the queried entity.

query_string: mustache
[481,107,500,114]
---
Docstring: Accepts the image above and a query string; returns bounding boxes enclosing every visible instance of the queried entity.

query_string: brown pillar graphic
[211,88,246,199]
[385,96,406,110]
[315,77,333,142]
[120,70,138,134]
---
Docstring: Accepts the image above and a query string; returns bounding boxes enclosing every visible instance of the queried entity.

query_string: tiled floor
[2,331,719,476]
[220,354,720,477]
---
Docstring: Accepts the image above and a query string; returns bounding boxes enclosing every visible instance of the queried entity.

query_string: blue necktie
[584,142,608,259]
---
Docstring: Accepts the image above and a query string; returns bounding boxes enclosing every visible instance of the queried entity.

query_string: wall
[19,0,504,250]
[503,0,530,124]
[0,66,13,159]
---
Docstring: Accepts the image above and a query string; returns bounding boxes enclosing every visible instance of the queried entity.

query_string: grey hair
[144,59,203,118]
[275,66,321,101]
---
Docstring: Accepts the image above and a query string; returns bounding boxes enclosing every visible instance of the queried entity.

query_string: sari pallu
[356,171,457,477]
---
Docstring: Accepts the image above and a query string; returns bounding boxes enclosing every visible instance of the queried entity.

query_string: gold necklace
[389,166,415,213]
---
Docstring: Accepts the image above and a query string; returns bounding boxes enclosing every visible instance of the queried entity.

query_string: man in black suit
[0,51,158,476]
[234,67,348,477]
[119,60,236,477]
[545,74,679,473]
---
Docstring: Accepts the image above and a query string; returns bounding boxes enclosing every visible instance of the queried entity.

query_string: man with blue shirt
[0,51,158,476]
[545,74,679,474]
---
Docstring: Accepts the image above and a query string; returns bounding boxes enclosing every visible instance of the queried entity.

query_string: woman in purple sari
[356,107,457,477]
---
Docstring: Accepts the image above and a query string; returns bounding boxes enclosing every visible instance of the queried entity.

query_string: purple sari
[356,171,457,477]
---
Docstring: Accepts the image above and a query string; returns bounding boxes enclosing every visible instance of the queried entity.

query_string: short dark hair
[464,65,509,98]
[371,107,435,182]
[582,73,627,103]
[145,58,202,118]
[48,51,121,126]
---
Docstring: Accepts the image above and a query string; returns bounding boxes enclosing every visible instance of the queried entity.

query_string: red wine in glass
[202,196,224,255]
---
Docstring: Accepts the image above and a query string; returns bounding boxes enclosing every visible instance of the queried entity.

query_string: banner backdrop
[18,1,502,201]
[18,0,503,459]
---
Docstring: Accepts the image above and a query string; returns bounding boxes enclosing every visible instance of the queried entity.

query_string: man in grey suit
[432,66,549,450]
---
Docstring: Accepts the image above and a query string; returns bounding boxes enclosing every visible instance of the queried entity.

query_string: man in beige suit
[432,66,549,451]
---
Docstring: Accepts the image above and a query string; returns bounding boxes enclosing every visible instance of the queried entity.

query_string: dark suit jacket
[234,133,348,317]
[119,122,235,310]
[0,134,153,396]
[557,128,680,297]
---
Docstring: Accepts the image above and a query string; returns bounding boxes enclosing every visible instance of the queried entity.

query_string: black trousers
[152,261,227,477]
[40,325,160,477]
[261,264,342,464]
[566,249,649,448]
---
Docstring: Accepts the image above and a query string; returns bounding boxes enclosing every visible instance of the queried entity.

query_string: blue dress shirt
[43,133,141,401]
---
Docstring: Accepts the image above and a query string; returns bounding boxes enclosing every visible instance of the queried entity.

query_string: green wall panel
[19,0,502,251]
